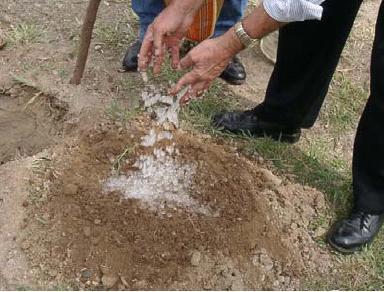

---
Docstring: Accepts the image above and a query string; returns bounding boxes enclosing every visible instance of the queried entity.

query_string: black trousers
[254,0,384,213]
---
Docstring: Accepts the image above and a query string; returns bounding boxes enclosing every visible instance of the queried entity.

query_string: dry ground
[0,0,383,290]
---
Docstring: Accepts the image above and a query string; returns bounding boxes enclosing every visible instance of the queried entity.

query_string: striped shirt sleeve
[263,0,326,22]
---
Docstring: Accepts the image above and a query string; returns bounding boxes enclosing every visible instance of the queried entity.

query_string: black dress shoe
[327,211,384,254]
[219,56,246,85]
[212,110,301,143]
[122,40,142,72]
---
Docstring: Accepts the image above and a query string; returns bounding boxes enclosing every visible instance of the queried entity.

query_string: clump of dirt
[0,84,68,164]
[21,117,333,290]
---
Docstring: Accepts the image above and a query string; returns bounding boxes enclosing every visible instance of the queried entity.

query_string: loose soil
[20,117,332,290]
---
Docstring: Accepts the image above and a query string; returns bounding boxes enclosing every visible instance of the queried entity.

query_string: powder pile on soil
[104,146,211,215]
[104,85,210,215]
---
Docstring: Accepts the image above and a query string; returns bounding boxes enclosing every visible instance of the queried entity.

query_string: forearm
[167,0,205,16]
[220,4,282,56]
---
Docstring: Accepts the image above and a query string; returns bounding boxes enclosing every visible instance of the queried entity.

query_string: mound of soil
[0,84,68,164]
[22,119,332,290]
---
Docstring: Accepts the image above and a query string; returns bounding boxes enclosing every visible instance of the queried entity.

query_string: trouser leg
[254,0,363,128]
[353,0,384,213]
[213,0,248,37]
[131,0,164,41]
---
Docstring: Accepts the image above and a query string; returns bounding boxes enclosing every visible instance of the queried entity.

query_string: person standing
[138,0,384,253]
[122,0,248,85]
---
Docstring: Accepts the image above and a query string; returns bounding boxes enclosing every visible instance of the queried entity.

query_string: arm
[171,0,326,102]
[170,4,282,101]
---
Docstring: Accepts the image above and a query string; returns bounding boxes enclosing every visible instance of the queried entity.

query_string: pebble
[259,168,282,187]
[101,273,119,289]
[94,219,101,225]
[81,269,93,279]
[190,251,201,266]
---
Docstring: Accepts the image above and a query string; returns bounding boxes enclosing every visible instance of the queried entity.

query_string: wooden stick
[70,0,101,85]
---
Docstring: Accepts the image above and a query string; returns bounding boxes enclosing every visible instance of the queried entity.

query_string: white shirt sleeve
[263,0,326,23]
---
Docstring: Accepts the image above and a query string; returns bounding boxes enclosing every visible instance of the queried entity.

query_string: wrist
[220,27,245,57]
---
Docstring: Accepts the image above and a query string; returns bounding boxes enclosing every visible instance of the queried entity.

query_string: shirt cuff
[263,0,324,23]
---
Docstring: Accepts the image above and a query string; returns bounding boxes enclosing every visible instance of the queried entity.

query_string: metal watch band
[234,21,258,48]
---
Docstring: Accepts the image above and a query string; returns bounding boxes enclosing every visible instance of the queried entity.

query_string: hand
[170,28,244,104]
[138,5,195,74]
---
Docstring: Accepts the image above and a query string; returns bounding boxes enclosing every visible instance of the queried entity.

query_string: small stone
[22,200,29,207]
[259,254,274,272]
[63,183,79,196]
[95,44,102,51]
[101,273,119,289]
[190,251,201,266]
[94,219,101,225]
[83,226,92,237]
[81,269,93,279]
[259,168,282,187]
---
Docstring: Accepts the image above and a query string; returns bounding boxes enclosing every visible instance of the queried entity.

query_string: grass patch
[8,23,45,45]
[105,99,141,127]
[94,22,135,48]
[321,73,368,135]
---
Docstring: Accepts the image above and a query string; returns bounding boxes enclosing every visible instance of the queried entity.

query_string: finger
[153,44,165,75]
[153,27,165,74]
[170,44,180,69]
[190,81,210,98]
[138,30,154,71]
[180,81,208,104]
[169,72,199,95]
[178,53,194,71]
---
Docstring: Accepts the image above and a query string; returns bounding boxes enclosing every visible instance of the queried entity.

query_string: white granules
[104,148,210,215]
[103,84,212,215]
[140,129,173,147]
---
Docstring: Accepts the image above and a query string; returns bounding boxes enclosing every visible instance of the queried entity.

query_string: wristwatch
[234,21,259,48]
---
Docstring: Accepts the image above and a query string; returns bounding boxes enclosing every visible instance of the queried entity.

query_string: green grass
[105,99,141,127]
[321,73,368,135]
[94,22,135,48]
[113,145,135,172]
[8,23,45,45]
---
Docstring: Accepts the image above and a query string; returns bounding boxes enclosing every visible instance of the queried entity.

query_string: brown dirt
[20,117,332,290]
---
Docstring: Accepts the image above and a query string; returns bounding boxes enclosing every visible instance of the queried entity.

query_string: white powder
[104,85,210,215]
[104,149,210,215]
[141,85,189,128]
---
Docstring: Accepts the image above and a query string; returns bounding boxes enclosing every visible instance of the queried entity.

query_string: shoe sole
[220,76,246,86]
[266,131,301,144]
[327,238,363,254]
[217,128,301,144]
[122,65,138,72]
